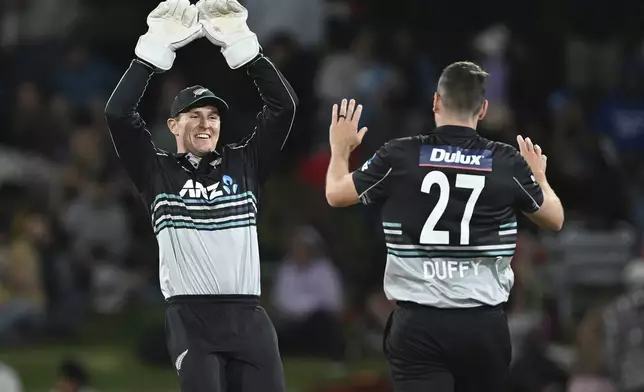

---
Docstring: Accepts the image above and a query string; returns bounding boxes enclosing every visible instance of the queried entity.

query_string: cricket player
[104,0,298,391]
[325,61,564,391]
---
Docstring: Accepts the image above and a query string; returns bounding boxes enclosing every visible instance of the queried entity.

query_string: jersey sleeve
[234,54,298,185]
[511,150,544,213]
[352,142,394,205]
[104,59,160,193]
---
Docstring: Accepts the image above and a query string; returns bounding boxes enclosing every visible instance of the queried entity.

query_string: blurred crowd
[1,0,644,391]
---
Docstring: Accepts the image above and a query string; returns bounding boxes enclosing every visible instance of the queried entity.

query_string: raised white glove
[135,0,203,71]
[196,0,260,69]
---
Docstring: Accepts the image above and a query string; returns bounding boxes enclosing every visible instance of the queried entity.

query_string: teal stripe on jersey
[387,248,515,259]
[154,218,256,235]
[386,242,515,258]
[383,222,402,228]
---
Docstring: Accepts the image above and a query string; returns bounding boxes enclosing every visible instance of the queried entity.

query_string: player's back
[353,125,543,308]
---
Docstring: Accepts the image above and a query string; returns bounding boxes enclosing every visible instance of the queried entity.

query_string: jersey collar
[429,125,478,137]
[174,150,222,170]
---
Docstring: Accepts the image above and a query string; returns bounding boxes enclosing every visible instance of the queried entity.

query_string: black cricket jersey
[104,55,297,300]
[353,125,544,308]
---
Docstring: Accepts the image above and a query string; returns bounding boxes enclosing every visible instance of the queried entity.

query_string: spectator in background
[51,358,96,392]
[271,225,346,362]
[472,24,514,135]
[60,174,130,264]
[0,210,48,345]
[592,64,644,243]
[315,28,399,147]
[49,43,118,113]
[601,259,644,392]
[243,0,324,48]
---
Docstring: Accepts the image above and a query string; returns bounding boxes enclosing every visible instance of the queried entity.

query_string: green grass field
[0,306,389,392]
[0,345,388,392]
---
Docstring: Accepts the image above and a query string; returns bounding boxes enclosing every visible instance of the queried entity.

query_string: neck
[435,116,478,130]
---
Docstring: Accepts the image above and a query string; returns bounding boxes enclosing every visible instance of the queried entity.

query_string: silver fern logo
[193,87,209,96]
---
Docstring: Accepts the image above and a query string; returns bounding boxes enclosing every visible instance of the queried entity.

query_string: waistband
[167,294,260,305]
[396,300,504,312]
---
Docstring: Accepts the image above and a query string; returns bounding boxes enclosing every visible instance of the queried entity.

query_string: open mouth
[195,133,211,140]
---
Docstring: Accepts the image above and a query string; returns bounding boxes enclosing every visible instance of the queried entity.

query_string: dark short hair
[437,61,489,118]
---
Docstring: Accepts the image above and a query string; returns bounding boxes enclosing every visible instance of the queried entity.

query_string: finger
[196,0,208,16]
[516,135,526,154]
[331,104,338,125]
[165,0,180,17]
[174,0,190,19]
[346,99,356,121]
[149,1,169,18]
[181,3,198,25]
[214,0,228,14]
[542,154,547,164]
[227,0,246,13]
[524,137,534,152]
[534,144,542,157]
[339,99,348,119]
[357,127,369,141]
[352,104,363,126]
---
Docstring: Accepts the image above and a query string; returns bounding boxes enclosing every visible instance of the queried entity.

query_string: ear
[478,99,488,120]
[167,117,180,137]
[433,93,439,113]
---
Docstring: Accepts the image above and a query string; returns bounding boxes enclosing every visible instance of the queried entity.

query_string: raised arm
[514,135,564,231]
[197,0,298,184]
[104,59,159,192]
[104,0,202,191]
[243,55,298,183]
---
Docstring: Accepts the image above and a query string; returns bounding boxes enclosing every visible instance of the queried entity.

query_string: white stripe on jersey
[387,243,516,251]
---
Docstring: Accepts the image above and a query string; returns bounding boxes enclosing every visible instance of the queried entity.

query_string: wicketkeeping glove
[196,0,260,69]
[135,0,203,71]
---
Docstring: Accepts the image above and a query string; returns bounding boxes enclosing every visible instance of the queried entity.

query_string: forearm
[534,171,564,229]
[326,148,351,187]
[105,59,154,121]
[245,54,298,182]
[325,148,359,207]
[104,59,157,191]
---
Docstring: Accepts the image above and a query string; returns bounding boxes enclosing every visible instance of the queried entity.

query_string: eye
[190,114,199,119]
[209,115,219,121]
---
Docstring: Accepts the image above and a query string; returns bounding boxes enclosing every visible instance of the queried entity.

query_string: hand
[135,0,203,71]
[330,99,368,155]
[197,0,260,69]
[517,135,547,176]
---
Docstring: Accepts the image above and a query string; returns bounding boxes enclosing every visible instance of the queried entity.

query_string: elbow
[284,93,298,116]
[547,218,564,231]
[325,188,347,208]
[104,100,121,122]
[325,190,341,208]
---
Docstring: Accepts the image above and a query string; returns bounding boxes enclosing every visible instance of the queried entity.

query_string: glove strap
[135,34,176,72]
[221,34,260,69]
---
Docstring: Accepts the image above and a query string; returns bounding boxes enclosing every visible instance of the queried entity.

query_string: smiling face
[167,105,221,156]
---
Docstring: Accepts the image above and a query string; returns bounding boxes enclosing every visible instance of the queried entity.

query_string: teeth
[195,134,210,139]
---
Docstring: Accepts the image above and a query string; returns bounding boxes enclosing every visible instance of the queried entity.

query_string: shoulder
[378,135,419,155]
[153,148,173,159]
[478,137,522,162]
[224,131,257,151]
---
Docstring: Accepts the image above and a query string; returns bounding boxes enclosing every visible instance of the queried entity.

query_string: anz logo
[179,175,238,200]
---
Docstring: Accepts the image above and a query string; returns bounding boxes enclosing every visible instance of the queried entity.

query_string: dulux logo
[419,145,493,171]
